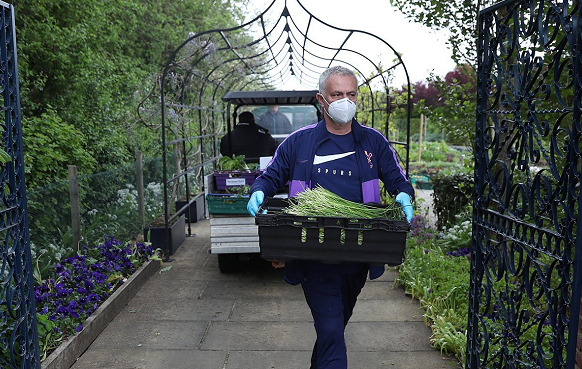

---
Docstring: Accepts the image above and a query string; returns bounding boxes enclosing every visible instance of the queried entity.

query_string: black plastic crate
[255,197,410,265]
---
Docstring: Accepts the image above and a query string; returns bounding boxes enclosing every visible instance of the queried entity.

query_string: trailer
[207,90,320,272]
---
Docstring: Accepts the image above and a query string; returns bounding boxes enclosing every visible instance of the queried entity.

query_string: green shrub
[432,171,473,229]
[397,214,470,364]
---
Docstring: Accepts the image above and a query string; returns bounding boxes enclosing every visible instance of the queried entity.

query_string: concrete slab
[345,321,434,351]
[229,298,312,322]
[132,273,209,299]
[358,281,405,300]
[89,319,209,350]
[70,348,227,369]
[224,350,459,369]
[225,350,312,369]
[346,350,459,369]
[200,280,304,300]
[350,299,425,322]
[200,322,316,351]
[115,296,234,322]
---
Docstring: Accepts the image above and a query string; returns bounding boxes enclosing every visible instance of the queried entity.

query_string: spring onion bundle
[282,186,403,220]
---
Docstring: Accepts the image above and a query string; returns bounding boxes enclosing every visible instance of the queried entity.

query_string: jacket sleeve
[250,138,291,197]
[377,136,414,200]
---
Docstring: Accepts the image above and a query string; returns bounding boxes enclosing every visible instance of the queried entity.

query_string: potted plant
[143,214,186,256]
[214,154,261,190]
[175,192,205,222]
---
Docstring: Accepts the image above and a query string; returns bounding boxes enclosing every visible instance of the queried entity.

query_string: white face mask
[321,96,356,125]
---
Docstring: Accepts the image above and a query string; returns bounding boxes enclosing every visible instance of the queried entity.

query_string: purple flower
[446,246,471,258]
[35,236,155,341]
[54,263,64,274]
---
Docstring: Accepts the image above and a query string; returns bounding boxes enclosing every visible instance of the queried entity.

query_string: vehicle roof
[221,90,319,105]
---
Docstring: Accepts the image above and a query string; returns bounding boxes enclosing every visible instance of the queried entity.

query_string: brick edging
[41,259,161,369]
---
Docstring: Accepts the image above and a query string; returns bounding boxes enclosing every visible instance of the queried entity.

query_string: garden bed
[41,258,161,369]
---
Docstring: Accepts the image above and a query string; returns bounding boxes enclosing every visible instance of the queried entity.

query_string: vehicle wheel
[218,253,240,273]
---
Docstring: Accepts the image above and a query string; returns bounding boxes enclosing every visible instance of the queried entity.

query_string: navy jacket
[251,119,414,283]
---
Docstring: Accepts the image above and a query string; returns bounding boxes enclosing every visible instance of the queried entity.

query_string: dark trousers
[301,262,368,369]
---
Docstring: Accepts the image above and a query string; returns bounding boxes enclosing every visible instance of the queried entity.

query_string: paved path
[70,219,459,369]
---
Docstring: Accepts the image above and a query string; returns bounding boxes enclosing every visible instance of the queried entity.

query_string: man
[257,105,293,135]
[220,111,279,160]
[247,66,414,369]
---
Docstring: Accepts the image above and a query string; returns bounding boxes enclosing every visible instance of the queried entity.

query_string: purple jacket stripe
[362,179,380,203]
[289,180,309,197]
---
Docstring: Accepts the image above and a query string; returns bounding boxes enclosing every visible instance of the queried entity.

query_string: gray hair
[318,66,357,95]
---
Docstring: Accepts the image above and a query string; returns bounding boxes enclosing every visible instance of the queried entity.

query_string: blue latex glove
[247,190,265,216]
[395,192,413,223]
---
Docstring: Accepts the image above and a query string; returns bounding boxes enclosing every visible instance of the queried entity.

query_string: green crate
[415,181,433,190]
[207,194,250,214]
[411,174,432,190]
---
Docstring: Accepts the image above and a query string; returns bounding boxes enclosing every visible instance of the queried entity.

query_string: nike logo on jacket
[313,151,355,165]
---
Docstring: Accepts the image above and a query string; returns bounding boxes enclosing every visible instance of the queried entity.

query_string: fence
[26,153,187,277]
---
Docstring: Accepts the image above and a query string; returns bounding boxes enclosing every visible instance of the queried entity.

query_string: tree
[7,0,247,187]
[410,80,443,108]
[429,65,477,149]
[22,108,97,189]
[389,0,497,67]
[388,0,493,152]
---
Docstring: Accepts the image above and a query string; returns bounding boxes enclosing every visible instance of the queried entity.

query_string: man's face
[317,74,358,108]
[268,105,279,114]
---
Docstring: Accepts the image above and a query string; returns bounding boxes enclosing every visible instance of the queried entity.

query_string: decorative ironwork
[0,2,40,368]
[471,0,582,367]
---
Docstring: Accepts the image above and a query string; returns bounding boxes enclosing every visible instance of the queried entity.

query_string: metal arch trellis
[0,2,40,368]
[469,0,582,368]
[158,0,413,255]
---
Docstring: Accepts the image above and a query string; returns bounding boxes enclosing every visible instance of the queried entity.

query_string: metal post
[417,114,424,162]
[136,151,145,227]
[68,165,81,250]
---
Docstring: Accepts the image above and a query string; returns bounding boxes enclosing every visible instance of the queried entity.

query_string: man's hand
[247,190,265,216]
[395,192,413,222]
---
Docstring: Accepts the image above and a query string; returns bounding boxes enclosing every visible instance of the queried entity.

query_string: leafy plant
[396,215,471,364]
[431,171,473,229]
[223,185,251,195]
[217,154,249,171]
[22,109,97,190]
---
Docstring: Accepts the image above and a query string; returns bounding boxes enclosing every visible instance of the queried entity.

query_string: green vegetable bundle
[282,186,403,220]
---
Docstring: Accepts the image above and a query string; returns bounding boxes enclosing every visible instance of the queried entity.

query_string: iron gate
[0,2,40,368]
[470,0,582,368]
